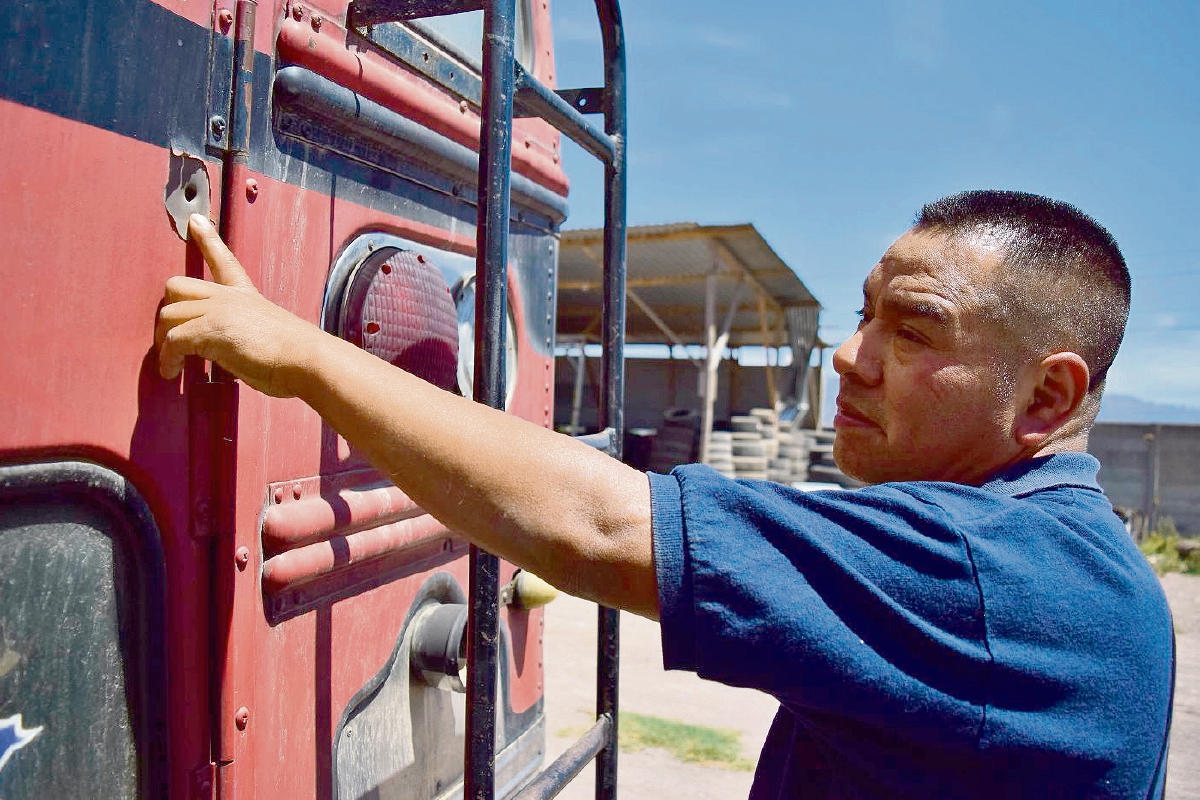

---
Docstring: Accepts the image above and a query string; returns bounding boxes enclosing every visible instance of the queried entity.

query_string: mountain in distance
[1096,393,1200,424]
[817,374,1200,426]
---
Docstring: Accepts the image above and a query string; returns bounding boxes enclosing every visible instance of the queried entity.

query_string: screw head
[209,116,227,139]
[235,546,250,570]
[310,13,322,30]
[235,706,250,730]
[292,483,303,500]
[291,4,305,20]
[245,179,259,201]
[217,8,234,30]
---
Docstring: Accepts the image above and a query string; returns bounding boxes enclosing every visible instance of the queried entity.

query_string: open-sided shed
[557,223,822,460]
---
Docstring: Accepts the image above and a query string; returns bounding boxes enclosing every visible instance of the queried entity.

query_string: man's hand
[156,214,322,397]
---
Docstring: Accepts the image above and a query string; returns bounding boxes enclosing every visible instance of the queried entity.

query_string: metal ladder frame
[347,0,627,797]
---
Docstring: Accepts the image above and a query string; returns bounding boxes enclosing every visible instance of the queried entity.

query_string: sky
[547,0,1200,411]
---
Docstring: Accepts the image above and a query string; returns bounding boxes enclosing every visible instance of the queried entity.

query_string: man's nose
[833,328,881,386]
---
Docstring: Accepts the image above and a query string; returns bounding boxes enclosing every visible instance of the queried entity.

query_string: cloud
[712,83,793,111]
[888,0,946,68]
[689,26,755,51]
[1105,330,1200,408]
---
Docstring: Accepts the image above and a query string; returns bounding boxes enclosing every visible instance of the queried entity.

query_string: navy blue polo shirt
[649,453,1173,798]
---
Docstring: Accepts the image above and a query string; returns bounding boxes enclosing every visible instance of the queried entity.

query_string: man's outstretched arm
[157,215,659,618]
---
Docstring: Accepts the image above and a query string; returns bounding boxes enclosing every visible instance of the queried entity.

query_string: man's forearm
[291,329,659,618]
[157,215,659,618]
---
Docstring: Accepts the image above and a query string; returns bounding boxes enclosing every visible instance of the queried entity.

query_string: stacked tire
[704,430,736,478]
[648,408,700,473]
[730,414,769,481]
[775,417,811,483]
[802,428,864,487]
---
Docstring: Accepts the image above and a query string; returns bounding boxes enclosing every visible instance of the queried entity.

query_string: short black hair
[914,190,1130,392]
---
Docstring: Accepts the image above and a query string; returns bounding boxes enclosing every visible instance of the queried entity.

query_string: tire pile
[704,408,811,484]
[802,428,864,488]
[647,407,700,474]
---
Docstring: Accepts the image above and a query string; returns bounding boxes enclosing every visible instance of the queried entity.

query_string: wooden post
[757,292,777,409]
[699,266,719,464]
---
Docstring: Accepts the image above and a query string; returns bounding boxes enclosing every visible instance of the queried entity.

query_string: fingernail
[189,213,212,230]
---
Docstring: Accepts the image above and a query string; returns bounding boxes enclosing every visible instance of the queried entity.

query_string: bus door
[204,0,628,798]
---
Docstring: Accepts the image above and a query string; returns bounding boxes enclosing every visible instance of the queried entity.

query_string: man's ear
[1014,352,1091,448]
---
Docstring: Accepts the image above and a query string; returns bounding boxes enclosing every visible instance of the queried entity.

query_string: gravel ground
[542,574,1198,799]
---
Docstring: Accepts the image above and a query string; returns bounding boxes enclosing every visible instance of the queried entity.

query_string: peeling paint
[163,149,211,239]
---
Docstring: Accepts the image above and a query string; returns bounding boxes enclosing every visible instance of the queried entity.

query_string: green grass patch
[1139,518,1200,576]
[618,712,755,771]
[557,712,755,771]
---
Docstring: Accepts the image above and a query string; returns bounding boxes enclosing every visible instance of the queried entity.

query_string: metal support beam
[712,239,786,322]
[698,266,719,464]
[627,290,702,368]
[757,291,777,408]
[464,0,516,796]
[569,345,588,434]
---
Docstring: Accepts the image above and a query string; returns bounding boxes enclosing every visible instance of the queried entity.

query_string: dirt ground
[1162,572,1199,799]
[542,574,1199,799]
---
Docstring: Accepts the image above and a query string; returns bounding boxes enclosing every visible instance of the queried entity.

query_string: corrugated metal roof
[558,223,820,347]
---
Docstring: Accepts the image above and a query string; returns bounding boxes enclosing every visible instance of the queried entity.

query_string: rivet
[209,116,227,140]
[310,13,322,30]
[245,179,259,201]
[235,546,250,570]
[273,487,285,504]
[217,8,234,30]
[235,706,250,730]
[291,4,305,20]
[292,483,303,500]
[459,100,469,114]
[416,254,426,263]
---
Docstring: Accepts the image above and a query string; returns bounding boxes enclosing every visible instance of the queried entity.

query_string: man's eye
[896,327,924,345]
[855,308,873,328]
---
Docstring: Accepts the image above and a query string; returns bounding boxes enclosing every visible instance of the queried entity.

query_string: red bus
[0,0,627,796]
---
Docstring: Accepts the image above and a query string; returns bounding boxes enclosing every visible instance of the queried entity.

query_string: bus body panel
[0,0,566,795]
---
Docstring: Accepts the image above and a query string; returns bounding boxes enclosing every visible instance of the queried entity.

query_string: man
[157,190,1172,798]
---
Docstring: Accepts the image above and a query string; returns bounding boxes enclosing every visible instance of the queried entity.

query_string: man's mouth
[834,397,878,429]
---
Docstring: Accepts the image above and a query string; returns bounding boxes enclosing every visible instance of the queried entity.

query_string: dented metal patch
[163,150,211,239]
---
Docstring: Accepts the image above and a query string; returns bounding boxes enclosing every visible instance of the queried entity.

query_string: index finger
[188,214,256,290]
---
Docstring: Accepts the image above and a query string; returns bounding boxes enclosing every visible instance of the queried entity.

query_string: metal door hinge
[206,20,236,153]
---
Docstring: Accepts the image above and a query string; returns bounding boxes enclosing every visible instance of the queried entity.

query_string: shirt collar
[980,452,1103,498]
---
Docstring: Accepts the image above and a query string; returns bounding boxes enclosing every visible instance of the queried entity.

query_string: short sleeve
[649,464,991,742]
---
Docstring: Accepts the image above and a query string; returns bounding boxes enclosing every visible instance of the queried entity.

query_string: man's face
[832,228,1027,485]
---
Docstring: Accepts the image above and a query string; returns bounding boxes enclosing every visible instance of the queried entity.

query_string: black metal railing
[345,0,627,797]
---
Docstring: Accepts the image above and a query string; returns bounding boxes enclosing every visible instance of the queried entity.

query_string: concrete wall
[1089,422,1200,535]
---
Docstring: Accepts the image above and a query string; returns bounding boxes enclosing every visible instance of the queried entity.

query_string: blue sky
[548,0,1200,410]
